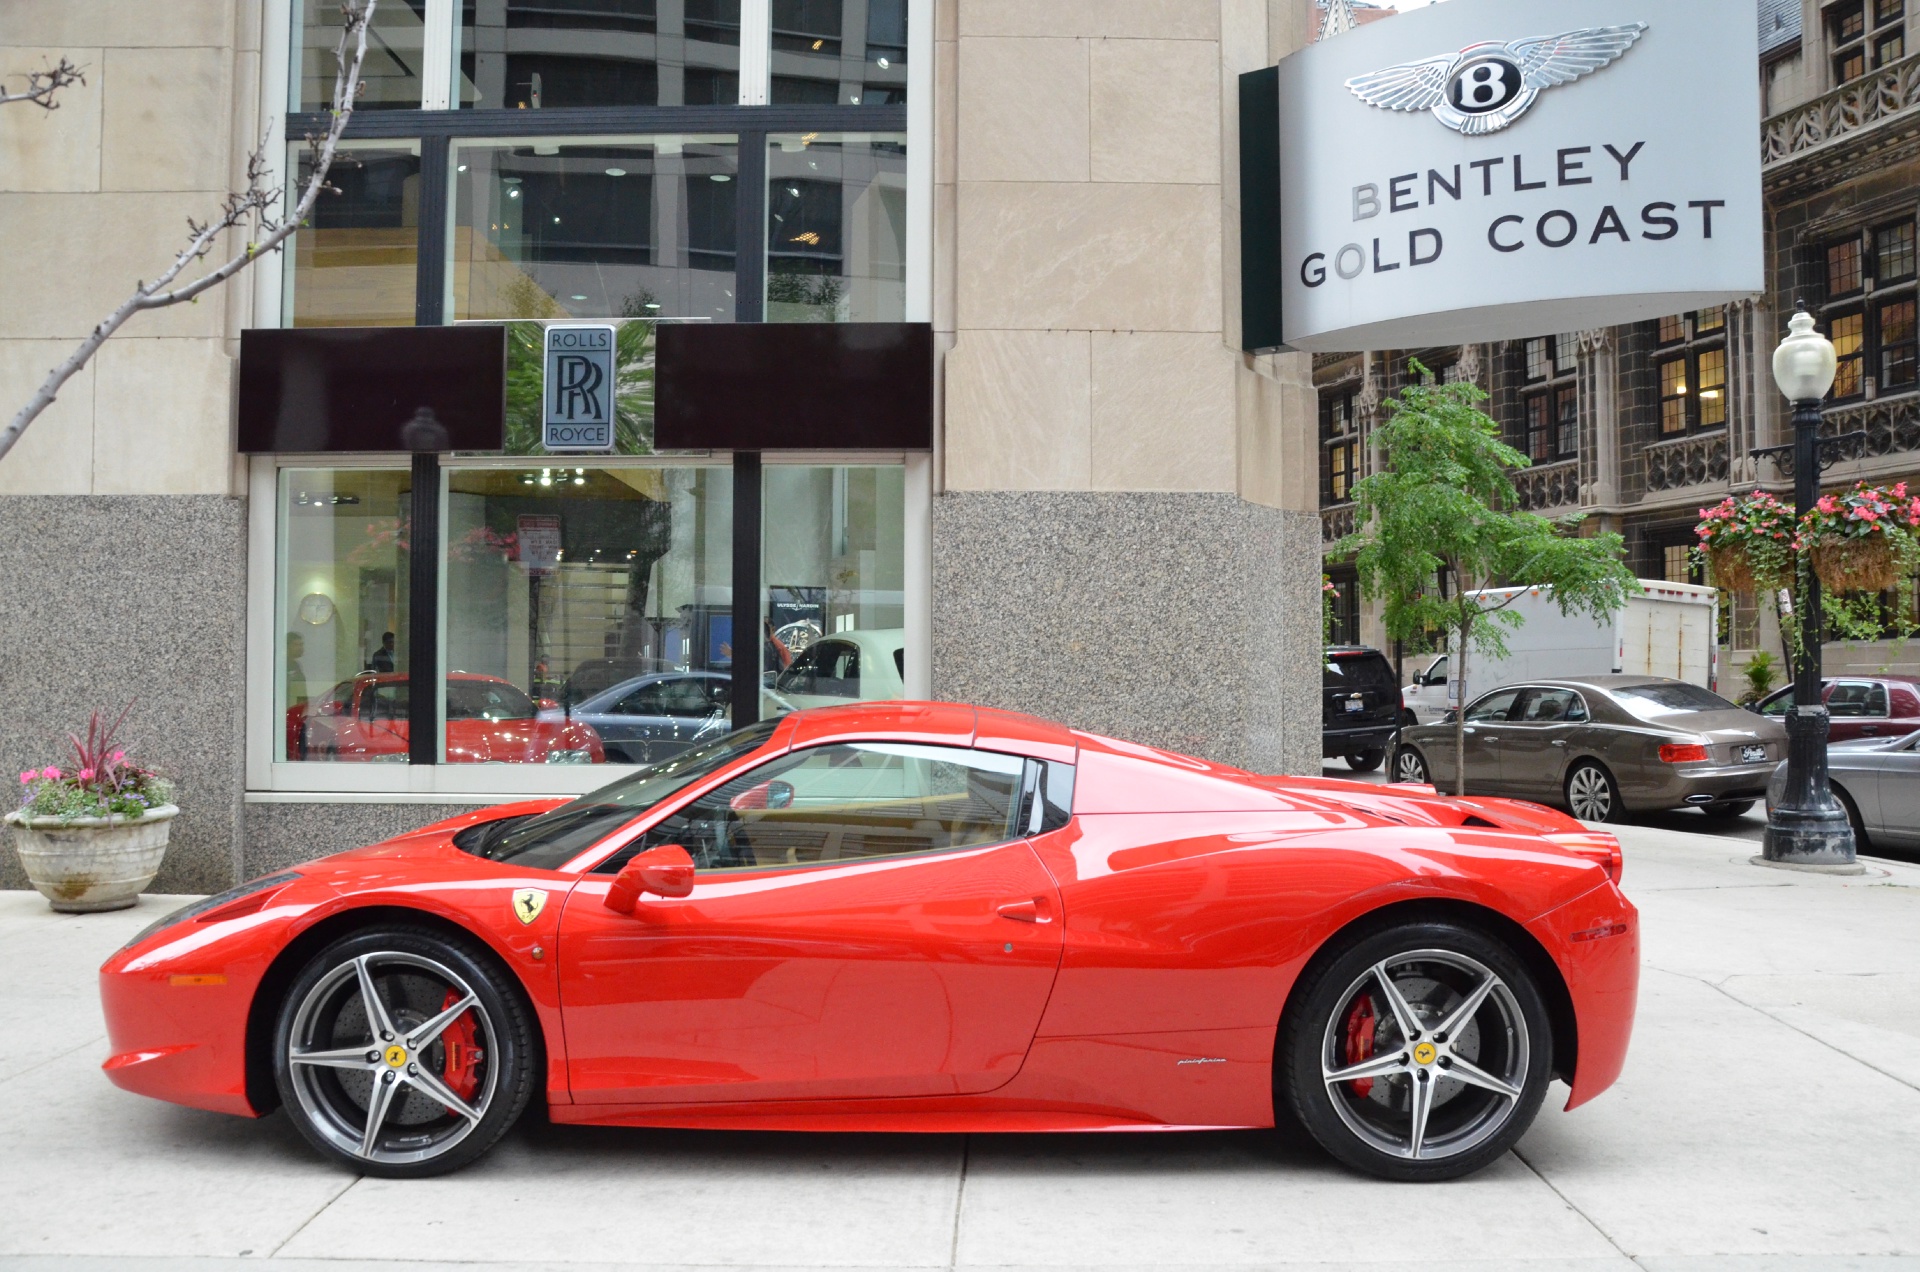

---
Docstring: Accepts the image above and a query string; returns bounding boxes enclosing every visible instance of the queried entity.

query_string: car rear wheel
[1392,747,1429,785]
[273,927,536,1178]
[1700,800,1755,820]
[1347,749,1385,773]
[1565,761,1625,824]
[1281,921,1553,1182]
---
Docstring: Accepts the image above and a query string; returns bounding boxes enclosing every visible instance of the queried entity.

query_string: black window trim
[1821,216,1920,404]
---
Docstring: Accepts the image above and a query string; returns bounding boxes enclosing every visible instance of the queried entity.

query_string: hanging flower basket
[1695,491,1796,594]
[1799,483,1920,595]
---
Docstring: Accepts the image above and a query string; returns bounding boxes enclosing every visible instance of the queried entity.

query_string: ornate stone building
[1321,0,1920,682]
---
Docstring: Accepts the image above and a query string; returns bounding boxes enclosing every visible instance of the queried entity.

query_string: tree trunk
[1452,609,1473,797]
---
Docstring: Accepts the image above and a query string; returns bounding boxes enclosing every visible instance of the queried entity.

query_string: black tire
[1281,920,1554,1183]
[1564,760,1626,824]
[272,926,537,1178]
[1391,746,1430,785]
[1700,800,1755,820]
[1401,710,1419,729]
[1833,783,1872,851]
[1347,749,1386,773]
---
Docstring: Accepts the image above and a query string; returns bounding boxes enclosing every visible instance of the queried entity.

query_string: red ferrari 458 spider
[100,703,1637,1182]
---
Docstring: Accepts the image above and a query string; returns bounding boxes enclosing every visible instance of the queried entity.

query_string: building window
[1321,392,1360,506]
[1324,571,1360,647]
[1823,217,1920,400]
[286,143,422,327]
[766,134,908,322]
[1653,307,1730,434]
[457,0,744,109]
[771,0,909,105]
[1519,335,1579,461]
[1828,0,1907,83]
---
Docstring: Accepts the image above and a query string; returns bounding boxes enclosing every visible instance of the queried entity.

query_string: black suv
[1323,646,1403,772]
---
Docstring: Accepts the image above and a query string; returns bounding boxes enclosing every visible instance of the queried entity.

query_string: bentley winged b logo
[1345,23,1649,136]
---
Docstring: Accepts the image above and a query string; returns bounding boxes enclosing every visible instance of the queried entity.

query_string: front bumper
[1526,880,1639,1111]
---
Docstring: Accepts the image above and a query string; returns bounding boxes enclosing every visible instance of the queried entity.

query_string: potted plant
[5,707,176,913]
[1800,482,1920,594]
[1695,491,1797,594]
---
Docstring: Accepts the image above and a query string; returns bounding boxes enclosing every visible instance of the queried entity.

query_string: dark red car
[299,673,605,763]
[1754,675,1920,743]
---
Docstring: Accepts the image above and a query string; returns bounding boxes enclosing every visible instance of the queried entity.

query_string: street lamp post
[1759,310,1856,868]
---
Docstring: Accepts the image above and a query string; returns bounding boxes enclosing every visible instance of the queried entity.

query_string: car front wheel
[1281,921,1553,1182]
[273,926,536,1178]
[1392,747,1429,785]
[1565,761,1625,824]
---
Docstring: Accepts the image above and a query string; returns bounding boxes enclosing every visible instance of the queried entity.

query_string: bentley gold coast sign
[1238,0,1762,354]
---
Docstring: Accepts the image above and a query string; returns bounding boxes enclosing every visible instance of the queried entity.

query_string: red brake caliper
[438,987,482,1108]
[1343,994,1377,1098]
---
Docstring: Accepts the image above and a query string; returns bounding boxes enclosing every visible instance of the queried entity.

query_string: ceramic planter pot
[4,805,179,913]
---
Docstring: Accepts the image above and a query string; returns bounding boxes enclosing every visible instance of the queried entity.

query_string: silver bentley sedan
[1770,730,1920,851]
[1392,676,1788,823]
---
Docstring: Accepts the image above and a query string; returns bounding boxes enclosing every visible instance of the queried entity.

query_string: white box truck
[1401,580,1720,725]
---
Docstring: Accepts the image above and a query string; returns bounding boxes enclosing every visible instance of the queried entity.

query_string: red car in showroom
[101,703,1636,1183]
[296,673,604,764]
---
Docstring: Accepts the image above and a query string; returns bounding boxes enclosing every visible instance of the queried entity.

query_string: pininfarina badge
[1346,24,1649,135]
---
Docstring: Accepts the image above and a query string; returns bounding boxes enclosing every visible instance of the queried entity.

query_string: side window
[616,683,670,716]
[1465,690,1520,723]
[658,678,721,717]
[1760,690,1793,717]
[774,643,824,694]
[369,682,409,723]
[616,742,1026,871]
[817,642,860,699]
[1517,688,1582,723]
[1830,682,1889,717]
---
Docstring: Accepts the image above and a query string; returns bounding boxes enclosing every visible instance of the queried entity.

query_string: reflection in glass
[769,0,907,105]
[459,0,742,108]
[502,320,658,455]
[450,138,738,322]
[766,135,907,322]
[276,469,412,763]
[287,143,421,327]
[294,0,428,112]
[762,466,905,718]
[445,466,734,765]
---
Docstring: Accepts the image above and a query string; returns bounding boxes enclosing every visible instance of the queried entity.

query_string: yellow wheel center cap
[383,1044,409,1069]
[1413,1042,1438,1066]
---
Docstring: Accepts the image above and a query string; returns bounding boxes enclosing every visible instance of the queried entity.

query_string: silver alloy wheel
[1319,949,1529,1162]
[1394,749,1427,784]
[284,951,498,1168]
[1567,764,1614,821]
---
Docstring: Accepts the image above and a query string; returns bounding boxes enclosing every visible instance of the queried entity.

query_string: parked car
[1393,675,1786,822]
[763,628,906,714]
[1753,676,1920,743]
[570,671,732,765]
[1324,646,1404,771]
[302,673,605,764]
[102,702,1637,1183]
[1771,728,1920,851]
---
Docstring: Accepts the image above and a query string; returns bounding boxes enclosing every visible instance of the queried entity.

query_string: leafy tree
[1339,363,1639,795]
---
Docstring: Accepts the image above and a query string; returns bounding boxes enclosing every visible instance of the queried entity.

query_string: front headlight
[121,871,303,951]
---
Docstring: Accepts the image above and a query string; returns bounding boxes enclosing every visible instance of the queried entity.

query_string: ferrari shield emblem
[511,888,548,926]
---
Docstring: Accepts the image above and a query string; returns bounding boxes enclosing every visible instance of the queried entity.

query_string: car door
[557,740,1064,1105]
[1829,680,1893,742]
[1425,688,1520,792]
[1500,687,1588,798]
[1888,683,1920,739]
[1864,736,1920,847]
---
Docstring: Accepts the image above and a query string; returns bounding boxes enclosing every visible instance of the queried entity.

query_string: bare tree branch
[0,4,375,465]
[0,58,85,110]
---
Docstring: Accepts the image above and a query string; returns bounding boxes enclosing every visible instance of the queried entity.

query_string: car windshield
[447,680,537,721]
[463,720,781,869]
[1611,682,1739,720]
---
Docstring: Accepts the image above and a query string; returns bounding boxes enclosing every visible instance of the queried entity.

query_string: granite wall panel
[931,490,1321,775]
[0,495,246,894]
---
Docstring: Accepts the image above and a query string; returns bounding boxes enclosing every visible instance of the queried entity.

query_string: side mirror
[730,779,795,812]
[604,844,697,913]
[538,697,561,712]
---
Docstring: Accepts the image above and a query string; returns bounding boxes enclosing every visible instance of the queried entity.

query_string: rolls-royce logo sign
[1346,24,1649,136]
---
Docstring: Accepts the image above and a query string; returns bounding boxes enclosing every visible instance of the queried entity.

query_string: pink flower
[41,766,60,780]
[18,771,32,785]
[1817,496,1838,514]
[110,750,125,764]
[77,767,95,782]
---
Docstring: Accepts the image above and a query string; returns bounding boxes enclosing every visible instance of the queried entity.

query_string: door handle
[996,898,1052,924]
[1863,726,1880,735]
[1552,739,1568,747]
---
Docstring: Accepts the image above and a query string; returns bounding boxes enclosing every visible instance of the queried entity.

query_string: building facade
[0,0,1327,894]
[1321,0,1920,688]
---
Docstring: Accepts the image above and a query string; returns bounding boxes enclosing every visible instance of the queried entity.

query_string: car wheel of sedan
[1281,921,1553,1182]
[1392,747,1429,784]
[1565,761,1625,824]
[273,927,536,1178]
[1347,749,1385,773]
[1700,800,1754,820]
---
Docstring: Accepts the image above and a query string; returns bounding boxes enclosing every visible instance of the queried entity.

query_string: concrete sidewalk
[3,825,1919,1271]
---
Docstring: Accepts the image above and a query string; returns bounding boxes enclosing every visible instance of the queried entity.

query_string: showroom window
[255,0,927,792]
